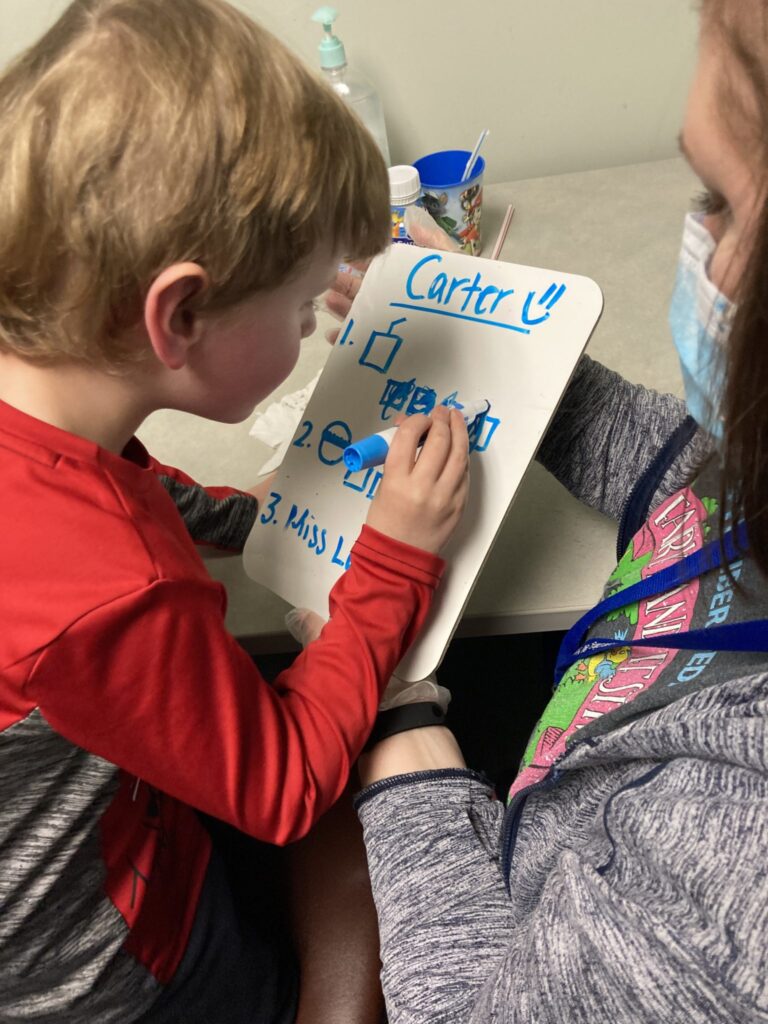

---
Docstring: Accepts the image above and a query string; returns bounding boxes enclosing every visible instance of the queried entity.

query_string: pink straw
[490,204,515,261]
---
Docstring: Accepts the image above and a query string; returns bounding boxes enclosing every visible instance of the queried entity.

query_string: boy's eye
[691,187,729,217]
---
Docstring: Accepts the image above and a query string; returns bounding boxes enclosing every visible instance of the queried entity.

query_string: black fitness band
[363,701,447,751]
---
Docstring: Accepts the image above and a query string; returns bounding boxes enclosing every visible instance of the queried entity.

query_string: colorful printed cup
[412,150,485,256]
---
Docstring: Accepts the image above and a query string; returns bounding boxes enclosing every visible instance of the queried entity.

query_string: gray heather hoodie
[356,356,768,1024]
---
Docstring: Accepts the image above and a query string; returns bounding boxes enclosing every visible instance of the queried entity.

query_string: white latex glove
[376,673,451,713]
[403,203,461,252]
[284,608,451,713]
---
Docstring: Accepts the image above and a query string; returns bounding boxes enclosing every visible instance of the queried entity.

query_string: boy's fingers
[419,410,469,498]
[383,408,467,481]
[441,409,471,484]
[411,407,454,480]
[384,413,431,472]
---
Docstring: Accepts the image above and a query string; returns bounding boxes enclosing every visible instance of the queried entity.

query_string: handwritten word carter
[402,253,568,331]
[406,254,513,316]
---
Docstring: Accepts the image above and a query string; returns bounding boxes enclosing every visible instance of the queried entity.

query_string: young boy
[0,1,470,1021]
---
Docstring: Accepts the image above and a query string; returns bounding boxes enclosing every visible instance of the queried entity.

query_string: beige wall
[1,0,699,183]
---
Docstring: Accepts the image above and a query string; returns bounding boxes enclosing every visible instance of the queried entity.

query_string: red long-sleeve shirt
[0,398,443,1021]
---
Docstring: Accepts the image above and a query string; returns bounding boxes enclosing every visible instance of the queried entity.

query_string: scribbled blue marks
[375,377,500,454]
[379,377,416,420]
[359,317,407,374]
[613,628,630,641]
[469,413,499,453]
[343,467,383,501]
[318,420,352,466]
[380,385,450,418]
[521,284,567,326]
[408,386,437,415]
[443,398,498,452]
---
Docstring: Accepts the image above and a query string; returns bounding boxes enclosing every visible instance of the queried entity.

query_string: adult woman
[335,2,768,1020]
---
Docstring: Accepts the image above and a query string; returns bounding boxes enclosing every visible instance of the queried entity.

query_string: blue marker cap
[343,434,390,473]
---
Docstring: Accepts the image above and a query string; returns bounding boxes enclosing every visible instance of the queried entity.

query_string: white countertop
[138,157,698,652]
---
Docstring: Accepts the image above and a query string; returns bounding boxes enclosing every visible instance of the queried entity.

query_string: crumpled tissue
[248,371,321,476]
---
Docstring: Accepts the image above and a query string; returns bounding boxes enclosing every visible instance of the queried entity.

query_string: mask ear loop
[700,308,729,444]
[701,232,739,445]
[684,207,734,440]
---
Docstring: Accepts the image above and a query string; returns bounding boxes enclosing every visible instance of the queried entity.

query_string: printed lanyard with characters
[555,522,768,685]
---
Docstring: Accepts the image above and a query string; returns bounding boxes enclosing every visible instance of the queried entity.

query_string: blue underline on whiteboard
[389,302,531,334]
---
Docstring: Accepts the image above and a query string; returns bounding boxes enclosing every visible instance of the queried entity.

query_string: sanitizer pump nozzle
[311,7,391,166]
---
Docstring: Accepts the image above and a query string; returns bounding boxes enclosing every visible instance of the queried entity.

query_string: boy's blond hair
[0,0,389,367]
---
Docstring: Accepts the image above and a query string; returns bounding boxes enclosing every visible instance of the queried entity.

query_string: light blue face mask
[668,212,737,441]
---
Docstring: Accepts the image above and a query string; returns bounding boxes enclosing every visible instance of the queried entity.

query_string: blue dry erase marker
[343,400,491,473]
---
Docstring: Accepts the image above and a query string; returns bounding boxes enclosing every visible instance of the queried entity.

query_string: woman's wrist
[358,726,466,787]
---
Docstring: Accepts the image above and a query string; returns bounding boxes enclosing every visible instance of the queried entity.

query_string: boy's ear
[144,263,210,370]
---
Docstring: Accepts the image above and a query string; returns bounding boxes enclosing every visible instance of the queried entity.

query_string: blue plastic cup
[412,150,485,256]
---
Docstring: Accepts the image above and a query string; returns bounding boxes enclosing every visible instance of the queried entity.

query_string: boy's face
[192,248,340,423]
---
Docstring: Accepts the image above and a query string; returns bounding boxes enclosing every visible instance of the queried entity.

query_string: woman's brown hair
[701,0,768,575]
[0,0,390,368]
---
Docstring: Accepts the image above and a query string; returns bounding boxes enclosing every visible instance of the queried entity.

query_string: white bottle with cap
[311,7,391,165]
[389,165,421,245]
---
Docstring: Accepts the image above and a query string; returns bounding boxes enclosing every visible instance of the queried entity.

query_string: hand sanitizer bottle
[311,7,391,165]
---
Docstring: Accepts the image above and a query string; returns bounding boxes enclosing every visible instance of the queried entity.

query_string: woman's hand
[324,261,369,330]
[247,471,277,507]
[324,210,459,343]
[284,608,451,712]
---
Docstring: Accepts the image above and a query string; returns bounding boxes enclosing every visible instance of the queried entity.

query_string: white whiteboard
[244,245,603,680]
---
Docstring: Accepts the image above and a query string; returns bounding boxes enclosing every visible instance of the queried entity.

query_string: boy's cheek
[300,309,317,339]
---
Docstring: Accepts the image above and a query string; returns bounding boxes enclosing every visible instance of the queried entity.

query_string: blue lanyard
[555,521,768,684]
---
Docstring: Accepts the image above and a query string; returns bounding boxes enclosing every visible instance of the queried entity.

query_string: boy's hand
[366,406,469,555]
